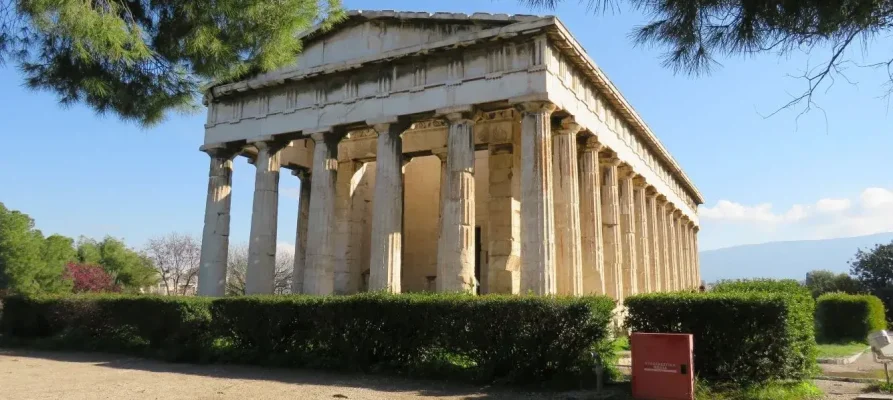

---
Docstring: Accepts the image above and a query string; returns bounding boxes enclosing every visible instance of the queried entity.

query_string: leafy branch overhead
[0,0,344,125]
[522,0,893,114]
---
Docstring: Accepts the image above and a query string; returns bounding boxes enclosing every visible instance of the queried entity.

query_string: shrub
[63,263,120,293]
[713,278,809,297]
[211,293,617,384]
[815,293,886,343]
[625,291,817,385]
[0,295,212,361]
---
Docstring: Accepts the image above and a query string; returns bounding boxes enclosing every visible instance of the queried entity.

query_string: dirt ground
[0,349,876,400]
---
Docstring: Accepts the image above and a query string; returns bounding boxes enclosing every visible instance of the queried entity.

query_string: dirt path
[0,349,623,400]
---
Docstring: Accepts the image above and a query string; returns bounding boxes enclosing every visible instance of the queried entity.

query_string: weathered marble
[646,188,661,292]
[619,165,638,297]
[633,177,651,294]
[303,131,343,295]
[579,136,605,295]
[246,139,287,295]
[486,140,521,294]
[518,101,557,295]
[552,118,583,296]
[368,119,410,292]
[198,146,238,297]
[333,159,360,294]
[600,156,623,300]
[291,168,311,294]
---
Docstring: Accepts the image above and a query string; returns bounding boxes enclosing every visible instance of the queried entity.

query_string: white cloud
[699,187,893,250]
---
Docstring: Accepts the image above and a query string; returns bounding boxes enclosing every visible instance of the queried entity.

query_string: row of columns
[197,101,701,298]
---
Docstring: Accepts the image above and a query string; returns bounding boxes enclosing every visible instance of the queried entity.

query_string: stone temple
[196,10,703,300]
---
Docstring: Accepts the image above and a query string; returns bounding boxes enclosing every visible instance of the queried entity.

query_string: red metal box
[631,332,694,400]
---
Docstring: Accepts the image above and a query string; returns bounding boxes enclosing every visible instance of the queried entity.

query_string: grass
[612,336,630,352]
[695,381,823,400]
[816,341,869,358]
[866,381,893,393]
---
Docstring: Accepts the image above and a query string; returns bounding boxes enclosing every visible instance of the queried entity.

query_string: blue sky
[1,0,892,253]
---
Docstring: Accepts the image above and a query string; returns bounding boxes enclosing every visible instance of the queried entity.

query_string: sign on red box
[631,333,694,400]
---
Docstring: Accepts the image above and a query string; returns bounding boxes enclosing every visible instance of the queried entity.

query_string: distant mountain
[699,232,893,283]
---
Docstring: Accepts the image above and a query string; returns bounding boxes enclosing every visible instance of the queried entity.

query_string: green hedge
[0,293,616,385]
[0,295,212,361]
[625,291,817,385]
[815,293,886,343]
[713,278,810,296]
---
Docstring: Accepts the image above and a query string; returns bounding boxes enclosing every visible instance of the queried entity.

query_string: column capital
[633,175,648,188]
[488,142,513,155]
[367,116,412,135]
[432,147,449,162]
[646,186,659,198]
[513,100,557,115]
[672,209,683,218]
[248,136,290,153]
[579,135,603,151]
[693,225,700,233]
[200,142,242,159]
[291,166,311,180]
[436,105,478,123]
[618,163,637,179]
[553,117,582,136]
[599,155,621,167]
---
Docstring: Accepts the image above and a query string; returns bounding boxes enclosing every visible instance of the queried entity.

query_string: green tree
[521,0,893,112]
[0,203,69,295]
[850,243,893,293]
[76,236,157,291]
[805,269,861,298]
[0,0,344,125]
[39,234,76,293]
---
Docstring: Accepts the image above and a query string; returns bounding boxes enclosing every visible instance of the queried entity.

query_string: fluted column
[600,156,623,300]
[682,220,693,288]
[304,130,344,295]
[368,119,410,293]
[619,165,638,296]
[436,108,477,293]
[517,101,558,295]
[246,139,287,295]
[656,197,670,292]
[633,177,651,294]
[333,159,360,294]
[487,139,521,294]
[552,118,583,296]
[198,145,238,296]
[579,137,605,295]
[693,226,701,287]
[291,168,311,294]
[646,189,662,292]
[665,204,678,291]
[676,213,687,289]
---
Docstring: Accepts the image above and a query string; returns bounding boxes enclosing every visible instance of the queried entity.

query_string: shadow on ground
[0,349,629,400]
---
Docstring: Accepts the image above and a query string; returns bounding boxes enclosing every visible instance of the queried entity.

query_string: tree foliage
[0,202,72,295]
[225,244,292,296]
[805,269,862,298]
[0,0,344,125]
[850,242,893,293]
[145,233,199,295]
[75,236,157,292]
[64,262,119,293]
[521,0,893,114]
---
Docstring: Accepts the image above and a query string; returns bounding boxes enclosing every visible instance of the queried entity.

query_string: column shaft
[647,192,661,292]
[304,132,341,295]
[291,169,311,294]
[682,221,692,289]
[333,159,360,294]
[579,138,605,295]
[486,142,521,294]
[198,147,237,296]
[677,216,687,289]
[436,111,477,293]
[552,118,583,296]
[657,199,670,292]
[600,158,623,300]
[667,209,679,291]
[619,167,638,296]
[368,121,407,292]
[693,227,701,287]
[633,179,651,294]
[246,140,285,295]
[518,102,558,295]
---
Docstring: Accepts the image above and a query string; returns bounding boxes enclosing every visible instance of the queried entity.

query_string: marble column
[436,108,477,293]
[552,117,583,296]
[646,189,662,292]
[619,165,638,296]
[246,138,287,295]
[665,204,678,291]
[304,130,343,295]
[579,136,606,295]
[517,101,557,295]
[433,147,448,292]
[633,177,651,294]
[693,226,701,287]
[333,159,360,294]
[656,197,670,292]
[291,168,311,294]
[683,220,693,288]
[677,214,688,289]
[600,156,623,300]
[368,119,410,293]
[487,139,521,294]
[198,145,238,297]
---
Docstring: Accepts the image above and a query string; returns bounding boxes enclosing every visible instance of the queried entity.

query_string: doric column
[682,220,693,289]
[646,188,662,292]
[579,136,605,295]
[246,138,287,295]
[633,177,651,294]
[304,130,344,295]
[368,118,410,293]
[487,139,521,294]
[517,101,558,295]
[291,168,311,294]
[618,165,638,297]
[665,204,678,291]
[436,107,477,294]
[693,225,701,287]
[552,117,583,296]
[656,196,670,292]
[677,213,688,289]
[198,145,238,297]
[600,155,623,300]
[333,159,360,294]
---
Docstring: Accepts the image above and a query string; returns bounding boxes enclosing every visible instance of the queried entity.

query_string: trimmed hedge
[625,291,817,385]
[815,293,886,343]
[0,295,212,360]
[713,278,810,296]
[0,293,616,385]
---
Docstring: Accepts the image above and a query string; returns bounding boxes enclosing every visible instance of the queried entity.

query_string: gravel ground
[814,379,870,400]
[0,349,627,400]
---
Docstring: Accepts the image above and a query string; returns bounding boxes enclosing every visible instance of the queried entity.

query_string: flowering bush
[64,263,119,293]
